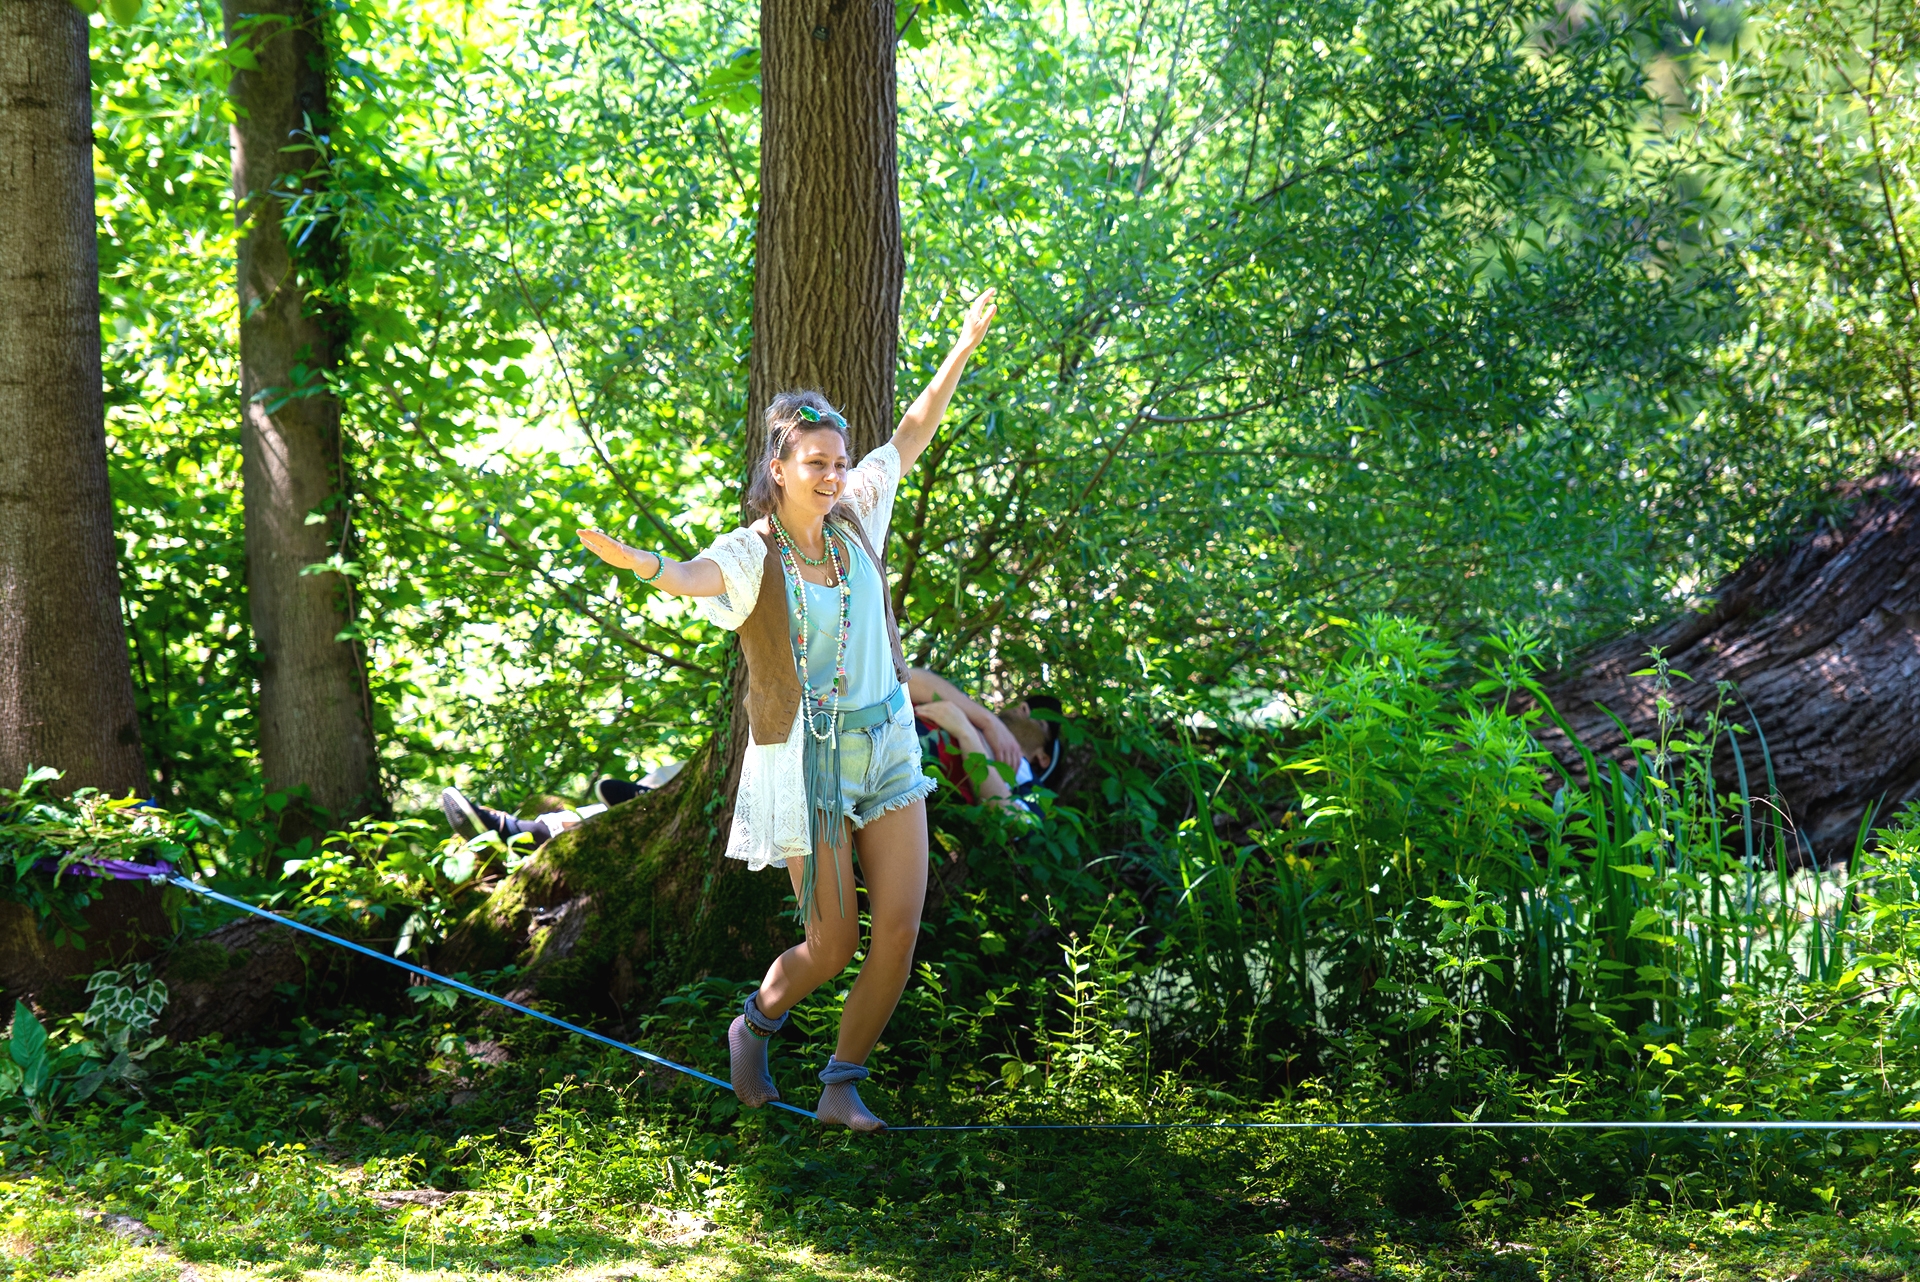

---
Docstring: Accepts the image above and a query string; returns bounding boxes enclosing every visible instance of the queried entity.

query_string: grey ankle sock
[815,1057,885,1132]
[728,994,787,1108]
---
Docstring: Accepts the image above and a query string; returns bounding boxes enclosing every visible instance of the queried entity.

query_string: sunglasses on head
[796,405,847,429]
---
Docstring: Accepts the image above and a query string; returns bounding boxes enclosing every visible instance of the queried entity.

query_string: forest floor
[3,1157,1915,1282]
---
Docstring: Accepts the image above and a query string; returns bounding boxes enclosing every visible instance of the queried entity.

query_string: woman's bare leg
[754,830,860,1018]
[833,798,928,1064]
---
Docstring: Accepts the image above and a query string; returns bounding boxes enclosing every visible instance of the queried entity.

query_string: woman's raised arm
[578,529,725,597]
[890,288,997,473]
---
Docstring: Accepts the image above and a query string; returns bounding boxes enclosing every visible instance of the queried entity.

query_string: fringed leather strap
[794,684,905,924]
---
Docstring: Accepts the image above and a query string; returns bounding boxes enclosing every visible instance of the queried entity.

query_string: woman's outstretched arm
[891,288,997,473]
[577,529,725,597]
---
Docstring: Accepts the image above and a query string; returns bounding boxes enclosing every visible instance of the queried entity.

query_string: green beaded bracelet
[638,549,666,583]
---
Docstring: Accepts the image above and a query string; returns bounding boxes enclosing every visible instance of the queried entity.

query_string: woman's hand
[577,530,725,597]
[891,287,999,472]
[579,529,655,575]
[953,287,997,359]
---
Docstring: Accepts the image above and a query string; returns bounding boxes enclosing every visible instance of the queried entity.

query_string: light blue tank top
[785,523,894,710]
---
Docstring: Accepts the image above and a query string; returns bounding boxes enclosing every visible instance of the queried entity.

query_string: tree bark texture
[156,911,405,1043]
[1538,470,1920,863]
[0,1,147,796]
[228,0,377,821]
[0,884,174,1014]
[747,0,902,467]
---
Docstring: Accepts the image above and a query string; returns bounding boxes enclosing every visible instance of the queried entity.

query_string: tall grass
[1124,615,1912,1093]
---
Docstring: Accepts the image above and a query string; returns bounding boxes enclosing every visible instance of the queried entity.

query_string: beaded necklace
[770,513,852,739]
[774,515,832,567]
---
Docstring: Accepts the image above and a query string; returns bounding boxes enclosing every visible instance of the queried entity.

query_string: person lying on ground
[575,288,998,1132]
[439,760,686,848]
[907,667,1059,811]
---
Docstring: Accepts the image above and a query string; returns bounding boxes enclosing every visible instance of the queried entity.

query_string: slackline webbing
[167,876,1920,1138]
[166,877,822,1121]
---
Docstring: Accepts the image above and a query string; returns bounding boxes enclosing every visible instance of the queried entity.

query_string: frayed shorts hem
[845,774,936,831]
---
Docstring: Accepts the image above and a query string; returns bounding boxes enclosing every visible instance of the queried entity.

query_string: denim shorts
[836,697,937,829]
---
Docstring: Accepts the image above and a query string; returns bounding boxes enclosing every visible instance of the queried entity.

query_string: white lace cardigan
[689,442,904,870]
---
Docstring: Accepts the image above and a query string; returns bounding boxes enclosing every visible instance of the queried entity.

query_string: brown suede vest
[737,517,911,745]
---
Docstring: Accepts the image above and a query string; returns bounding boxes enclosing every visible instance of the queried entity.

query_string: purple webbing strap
[34,857,173,880]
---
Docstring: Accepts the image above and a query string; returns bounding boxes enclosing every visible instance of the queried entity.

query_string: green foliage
[46,0,1920,1254]
[283,816,511,957]
[896,0,971,49]
[82,962,169,1058]
[1133,615,1917,1093]
[92,0,1780,810]
[0,768,216,944]
[0,969,168,1131]
[1689,0,1920,499]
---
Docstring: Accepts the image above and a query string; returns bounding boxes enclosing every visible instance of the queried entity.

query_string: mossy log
[1538,470,1920,862]
[157,914,326,1042]
[435,739,796,1019]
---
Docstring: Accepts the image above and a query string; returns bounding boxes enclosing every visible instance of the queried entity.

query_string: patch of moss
[165,939,235,985]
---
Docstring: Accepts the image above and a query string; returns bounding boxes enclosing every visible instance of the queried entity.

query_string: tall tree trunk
[227,0,377,823]
[0,0,147,797]
[732,0,903,785]
[748,0,902,462]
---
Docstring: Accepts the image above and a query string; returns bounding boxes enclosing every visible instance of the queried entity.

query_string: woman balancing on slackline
[576,289,998,1132]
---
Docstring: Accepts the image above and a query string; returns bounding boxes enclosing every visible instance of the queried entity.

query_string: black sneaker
[441,787,489,840]
[594,778,650,808]
[441,787,545,843]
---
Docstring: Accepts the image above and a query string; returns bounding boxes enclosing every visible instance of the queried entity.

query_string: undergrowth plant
[1101,614,1908,1108]
[0,768,217,946]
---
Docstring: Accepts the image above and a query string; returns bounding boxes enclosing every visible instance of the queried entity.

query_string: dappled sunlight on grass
[7,1171,1920,1282]
[1,1170,891,1282]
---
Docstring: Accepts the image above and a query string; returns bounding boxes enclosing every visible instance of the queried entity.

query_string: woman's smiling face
[769,427,850,524]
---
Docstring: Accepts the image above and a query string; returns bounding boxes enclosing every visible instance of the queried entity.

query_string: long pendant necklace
[772,517,852,739]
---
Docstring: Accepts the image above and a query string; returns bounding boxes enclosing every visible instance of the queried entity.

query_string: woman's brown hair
[745,390,852,516]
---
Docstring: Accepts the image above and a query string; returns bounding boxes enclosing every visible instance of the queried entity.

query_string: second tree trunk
[227,0,377,823]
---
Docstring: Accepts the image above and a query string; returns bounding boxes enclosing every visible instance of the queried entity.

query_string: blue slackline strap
[167,877,1920,1138]
[166,876,820,1122]
[886,1119,1920,1133]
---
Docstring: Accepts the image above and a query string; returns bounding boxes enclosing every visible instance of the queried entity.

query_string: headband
[770,404,849,456]
[795,404,847,428]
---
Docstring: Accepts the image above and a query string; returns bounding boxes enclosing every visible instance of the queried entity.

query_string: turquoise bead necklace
[770,513,852,738]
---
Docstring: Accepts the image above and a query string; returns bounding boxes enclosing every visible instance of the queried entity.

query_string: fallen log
[1538,469,1920,863]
